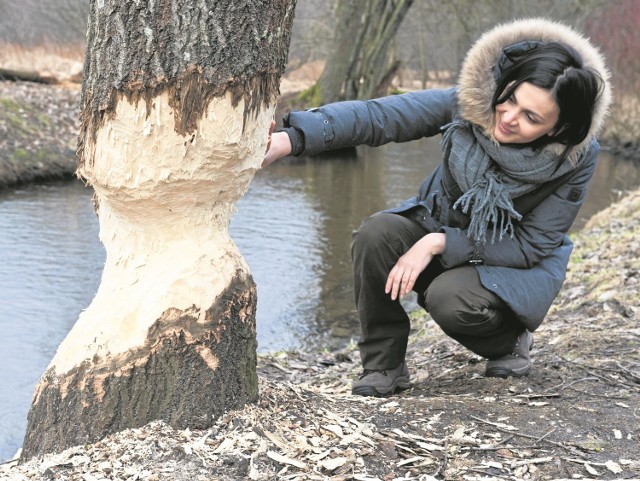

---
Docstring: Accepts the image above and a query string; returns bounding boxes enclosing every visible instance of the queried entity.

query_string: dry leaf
[605,460,623,474]
[585,462,600,476]
[353,475,383,481]
[514,464,528,477]
[397,455,423,467]
[263,430,288,450]
[323,424,344,437]
[496,448,514,458]
[356,433,376,447]
[321,456,347,471]
[213,437,234,454]
[415,441,444,451]
[266,450,307,469]
[512,456,553,467]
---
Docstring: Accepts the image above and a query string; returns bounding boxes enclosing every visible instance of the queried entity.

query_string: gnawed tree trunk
[315,0,413,103]
[21,0,296,460]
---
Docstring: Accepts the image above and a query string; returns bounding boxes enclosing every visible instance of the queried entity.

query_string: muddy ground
[1,188,638,481]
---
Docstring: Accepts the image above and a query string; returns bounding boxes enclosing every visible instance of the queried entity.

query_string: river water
[1,137,639,461]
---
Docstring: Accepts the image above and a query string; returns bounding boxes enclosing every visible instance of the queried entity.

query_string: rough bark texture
[317,0,413,103]
[22,275,258,460]
[22,0,296,460]
[78,0,296,164]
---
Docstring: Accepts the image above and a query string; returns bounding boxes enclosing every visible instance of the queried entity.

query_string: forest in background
[0,0,638,153]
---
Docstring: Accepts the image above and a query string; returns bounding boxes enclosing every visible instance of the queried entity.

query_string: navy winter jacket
[284,87,598,331]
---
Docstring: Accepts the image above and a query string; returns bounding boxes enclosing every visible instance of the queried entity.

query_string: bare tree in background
[287,0,334,68]
[21,0,296,460]
[587,0,640,149]
[395,0,599,88]
[290,0,598,105]
[308,0,414,104]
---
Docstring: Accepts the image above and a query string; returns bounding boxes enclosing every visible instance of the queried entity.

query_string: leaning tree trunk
[21,0,296,460]
[316,0,413,103]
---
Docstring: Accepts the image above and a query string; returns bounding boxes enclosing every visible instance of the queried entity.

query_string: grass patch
[0,96,52,134]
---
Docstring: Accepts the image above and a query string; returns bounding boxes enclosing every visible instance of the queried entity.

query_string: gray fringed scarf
[441,120,576,244]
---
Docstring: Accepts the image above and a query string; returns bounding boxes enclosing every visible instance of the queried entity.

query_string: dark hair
[491,42,603,154]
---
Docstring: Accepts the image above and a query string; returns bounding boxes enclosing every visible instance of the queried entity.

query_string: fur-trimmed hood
[457,18,612,160]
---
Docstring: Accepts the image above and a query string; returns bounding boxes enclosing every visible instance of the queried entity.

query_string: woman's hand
[262,121,292,168]
[386,233,446,301]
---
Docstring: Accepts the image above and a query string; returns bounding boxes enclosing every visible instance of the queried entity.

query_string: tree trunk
[21,0,296,460]
[316,0,413,103]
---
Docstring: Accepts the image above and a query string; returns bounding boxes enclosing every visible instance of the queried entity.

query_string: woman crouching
[263,18,612,397]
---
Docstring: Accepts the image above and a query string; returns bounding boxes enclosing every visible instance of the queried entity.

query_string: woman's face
[493,82,560,144]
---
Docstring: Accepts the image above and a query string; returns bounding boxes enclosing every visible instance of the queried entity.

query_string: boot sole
[485,333,534,378]
[351,378,411,397]
[485,362,532,378]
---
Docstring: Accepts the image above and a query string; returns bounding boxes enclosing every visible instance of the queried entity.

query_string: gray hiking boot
[485,330,534,378]
[352,362,411,397]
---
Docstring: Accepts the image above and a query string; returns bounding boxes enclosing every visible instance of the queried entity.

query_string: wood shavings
[266,451,307,469]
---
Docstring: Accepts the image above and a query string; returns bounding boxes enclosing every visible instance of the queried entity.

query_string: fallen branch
[468,435,515,451]
[470,415,587,458]
[535,428,558,444]
[511,456,554,467]
[543,376,600,393]
[0,67,58,84]
[465,468,511,479]
[617,362,640,383]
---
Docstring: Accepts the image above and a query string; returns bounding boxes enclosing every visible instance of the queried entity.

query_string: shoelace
[512,338,521,357]
[359,369,387,379]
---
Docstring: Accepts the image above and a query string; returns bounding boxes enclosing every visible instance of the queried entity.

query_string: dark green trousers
[351,212,524,370]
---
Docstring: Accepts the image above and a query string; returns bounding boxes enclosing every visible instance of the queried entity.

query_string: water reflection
[573,149,639,226]
[0,182,104,462]
[232,173,326,351]
[0,138,638,461]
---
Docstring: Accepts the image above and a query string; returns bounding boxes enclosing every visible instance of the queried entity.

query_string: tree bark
[21,0,296,460]
[316,0,413,103]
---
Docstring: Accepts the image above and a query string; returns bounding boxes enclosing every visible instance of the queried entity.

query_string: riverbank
[1,187,638,479]
[0,81,79,189]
